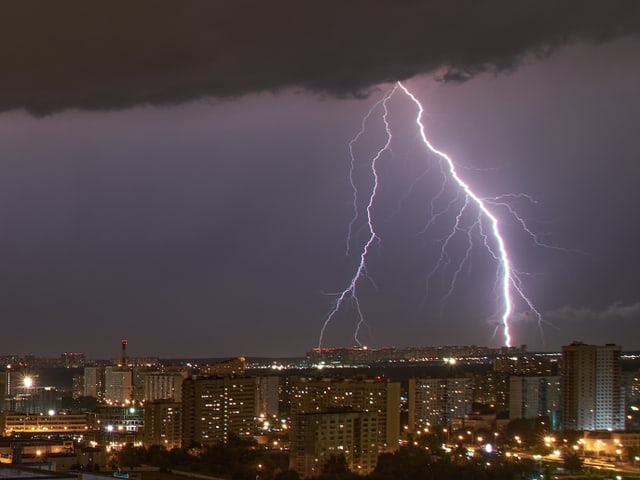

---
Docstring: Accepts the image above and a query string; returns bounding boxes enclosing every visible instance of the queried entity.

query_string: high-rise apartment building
[104,367,133,405]
[469,370,509,415]
[408,377,472,430]
[5,368,29,397]
[561,342,624,431]
[290,409,379,477]
[72,373,84,399]
[181,376,257,446]
[288,377,400,451]
[83,366,105,400]
[144,400,182,449]
[509,376,560,426]
[142,372,187,402]
[256,376,280,419]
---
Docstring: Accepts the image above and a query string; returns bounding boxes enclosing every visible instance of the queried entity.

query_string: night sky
[1,1,640,359]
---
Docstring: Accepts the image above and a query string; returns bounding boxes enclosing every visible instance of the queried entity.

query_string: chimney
[121,339,128,367]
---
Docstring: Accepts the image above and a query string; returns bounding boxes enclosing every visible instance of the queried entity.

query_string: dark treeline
[113,438,539,480]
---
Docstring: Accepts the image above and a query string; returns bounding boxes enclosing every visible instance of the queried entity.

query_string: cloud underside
[1,0,639,114]
[543,302,640,323]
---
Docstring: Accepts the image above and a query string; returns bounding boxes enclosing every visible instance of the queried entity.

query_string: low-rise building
[0,412,91,435]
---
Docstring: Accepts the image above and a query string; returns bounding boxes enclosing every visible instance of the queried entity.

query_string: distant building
[104,367,132,405]
[83,366,105,400]
[509,376,560,427]
[199,357,246,376]
[4,368,28,397]
[0,412,90,435]
[144,400,181,449]
[561,342,624,431]
[2,369,44,414]
[94,405,144,445]
[61,353,86,369]
[290,409,379,477]
[306,345,527,365]
[72,374,83,400]
[469,370,509,414]
[288,377,400,452]
[25,386,64,415]
[112,357,160,367]
[408,377,472,430]
[256,376,280,419]
[623,370,640,429]
[494,355,557,376]
[181,376,257,446]
[0,374,5,408]
[142,371,188,402]
[581,430,640,456]
[450,412,504,432]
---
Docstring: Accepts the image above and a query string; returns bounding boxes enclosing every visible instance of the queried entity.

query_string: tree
[371,446,431,480]
[562,451,583,473]
[146,445,170,469]
[274,470,300,480]
[117,444,146,469]
[167,447,197,469]
[321,454,349,476]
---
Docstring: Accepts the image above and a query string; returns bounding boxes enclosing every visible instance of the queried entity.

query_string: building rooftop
[0,465,75,480]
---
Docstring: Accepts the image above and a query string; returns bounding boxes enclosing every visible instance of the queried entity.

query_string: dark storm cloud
[543,302,640,323]
[2,0,639,115]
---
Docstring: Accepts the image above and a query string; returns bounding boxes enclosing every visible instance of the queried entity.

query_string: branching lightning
[319,85,398,349]
[319,81,553,350]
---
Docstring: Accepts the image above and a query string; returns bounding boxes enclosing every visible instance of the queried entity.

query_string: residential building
[408,377,472,430]
[104,367,132,405]
[509,376,560,427]
[561,342,624,431]
[143,400,181,449]
[288,377,400,451]
[290,409,379,477]
[256,376,280,419]
[83,366,105,400]
[181,376,257,446]
[142,372,187,402]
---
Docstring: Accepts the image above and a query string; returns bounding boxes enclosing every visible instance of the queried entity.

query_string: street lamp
[23,376,34,414]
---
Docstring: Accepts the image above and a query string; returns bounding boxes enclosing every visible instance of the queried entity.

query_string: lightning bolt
[319,81,550,350]
[319,85,397,348]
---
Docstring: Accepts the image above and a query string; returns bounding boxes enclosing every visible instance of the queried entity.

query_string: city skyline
[1,2,640,358]
[0,340,635,478]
